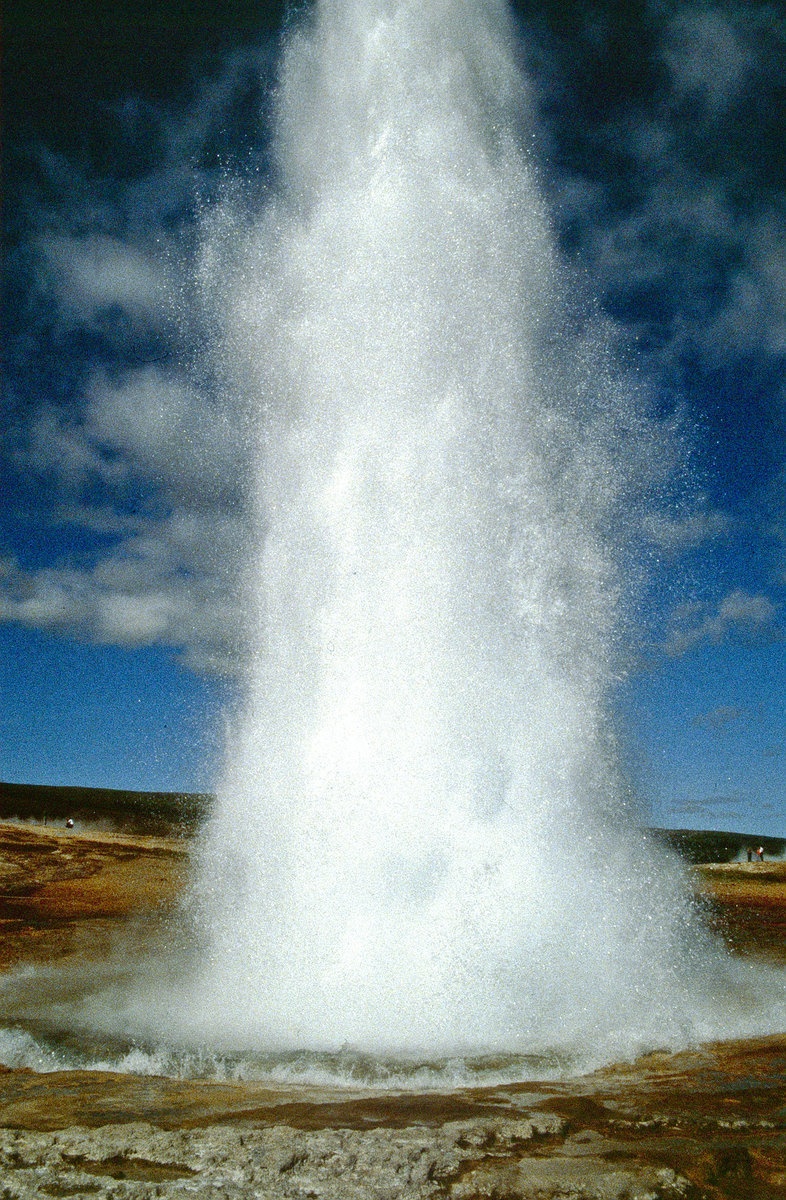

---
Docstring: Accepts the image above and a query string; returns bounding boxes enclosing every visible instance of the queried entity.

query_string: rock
[0,1116,699,1200]
[449,1156,696,1199]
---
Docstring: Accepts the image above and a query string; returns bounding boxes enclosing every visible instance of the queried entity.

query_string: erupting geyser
[183,0,785,1071]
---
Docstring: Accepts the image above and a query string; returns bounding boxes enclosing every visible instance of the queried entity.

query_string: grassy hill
[1,782,783,860]
[0,780,210,835]
[650,826,785,864]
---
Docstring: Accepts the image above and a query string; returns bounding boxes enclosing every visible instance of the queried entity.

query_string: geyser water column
[189,0,724,1061]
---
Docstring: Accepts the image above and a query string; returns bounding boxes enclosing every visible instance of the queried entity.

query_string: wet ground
[0,821,784,1197]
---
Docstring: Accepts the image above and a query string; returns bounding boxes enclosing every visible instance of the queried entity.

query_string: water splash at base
[174,0,786,1064]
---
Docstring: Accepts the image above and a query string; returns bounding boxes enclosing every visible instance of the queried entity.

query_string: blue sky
[2,0,785,835]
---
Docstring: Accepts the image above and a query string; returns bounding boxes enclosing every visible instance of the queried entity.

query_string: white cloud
[26,408,123,486]
[544,2,786,393]
[85,366,247,498]
[580,158,786,375]
[6,348,254,676]
[718,212,786,358]
[97,590,180,644]
[38,234,174,328]
[643,507,732,555]
[717,588,777,625]
[662,7,754,118]
[0,504,248,675]
[3,60,263,675]
[21,360,252,507]
[663,587,780,656]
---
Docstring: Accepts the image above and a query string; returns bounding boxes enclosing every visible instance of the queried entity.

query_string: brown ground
[694,861,786,964]
[0,822,188,971]
[0,822,785,1197]
[1,821,782,971]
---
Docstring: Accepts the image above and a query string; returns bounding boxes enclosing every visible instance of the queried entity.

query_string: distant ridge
[650,826,785,864]
[1,782,783,860]
[0,780,211,835]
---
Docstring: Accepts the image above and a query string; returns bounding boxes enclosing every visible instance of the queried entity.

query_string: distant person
[66,818,74,829]
[758,846,765,862]
[747,847,753,862]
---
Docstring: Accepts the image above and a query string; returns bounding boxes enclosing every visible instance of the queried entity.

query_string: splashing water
[160,0,786,1072]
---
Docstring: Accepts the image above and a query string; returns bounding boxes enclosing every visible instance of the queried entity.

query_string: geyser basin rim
[0,1019,670,1088]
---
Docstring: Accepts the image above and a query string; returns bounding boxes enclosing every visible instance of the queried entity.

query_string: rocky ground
[0,821,784,1198]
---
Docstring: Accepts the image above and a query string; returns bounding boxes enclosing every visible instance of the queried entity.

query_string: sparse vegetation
[0,781,211,835]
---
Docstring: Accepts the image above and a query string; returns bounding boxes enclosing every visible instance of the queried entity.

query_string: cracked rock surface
[0,1115,703,1200]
